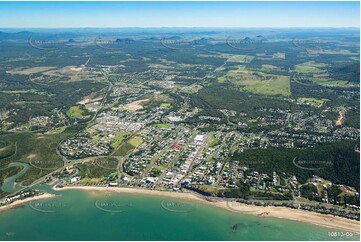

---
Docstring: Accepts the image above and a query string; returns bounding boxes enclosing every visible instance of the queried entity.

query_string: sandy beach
[54,185,360,233]
[0,193,55,212]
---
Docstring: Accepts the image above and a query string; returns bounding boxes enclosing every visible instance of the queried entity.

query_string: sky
[0,1,359,28]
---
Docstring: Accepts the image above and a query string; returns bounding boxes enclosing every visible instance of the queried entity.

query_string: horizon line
[1,26,360,29]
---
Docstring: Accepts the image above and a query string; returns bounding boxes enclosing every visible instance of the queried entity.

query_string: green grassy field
[218,66,290,96]
[110,131,130,149]
[66,106,85,118]
[260,64,281,72]
[202,133,218,154]
[225,54,254,63]
[128,136,142,147]
[154,123,172,129]
[272,52,285,59]
[139,93,174,111]
[112,142,135,156]
[292,60,356,88]
[111,135,142,157]
[312,78,354,87]
[243,75,290,96]
[160,103,171,108]
[0,89,48,96]
[6,66,56,75]
[298,97,329,107]
[293,61,328,74]
[46,126,68,135]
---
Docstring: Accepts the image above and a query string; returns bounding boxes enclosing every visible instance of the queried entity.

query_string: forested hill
[331,63,360,83]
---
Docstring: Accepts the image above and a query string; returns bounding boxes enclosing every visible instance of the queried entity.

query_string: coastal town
[0,21,359,241]
[21,78,359,221]
[1,49,360,222]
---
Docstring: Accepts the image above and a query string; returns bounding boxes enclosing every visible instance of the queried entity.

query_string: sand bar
[0,193,55,212]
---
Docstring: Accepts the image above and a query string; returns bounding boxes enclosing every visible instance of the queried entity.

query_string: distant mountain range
[0,31,33,40]
[0,31,84,41]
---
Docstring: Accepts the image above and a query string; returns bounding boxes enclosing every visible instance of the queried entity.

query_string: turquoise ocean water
[0,186,358,241]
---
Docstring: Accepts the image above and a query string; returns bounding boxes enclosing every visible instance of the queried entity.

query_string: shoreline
[0,193,56,212]
[54,185,360,234]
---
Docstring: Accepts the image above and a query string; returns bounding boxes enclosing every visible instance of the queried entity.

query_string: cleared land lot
[219,67,290,96]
